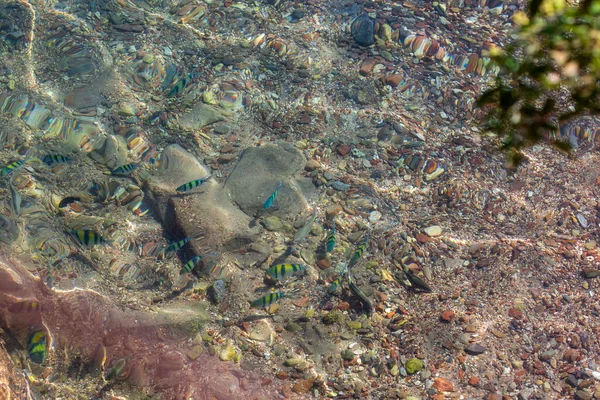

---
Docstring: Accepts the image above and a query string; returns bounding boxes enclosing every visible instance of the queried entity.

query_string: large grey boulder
[224,143,314,218]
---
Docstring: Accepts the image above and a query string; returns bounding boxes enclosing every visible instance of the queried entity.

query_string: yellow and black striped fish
[163,233,204,254]
[176,176,211,193]
[41,154,71,167]
[111,163,138,176]
[349,234,369,267]
[263,181,283,210]
[71,229,105,246]
[0,160,25,177]
[265,263,306,280]
[325,221,336,253]
[167,73,195,97]
[348,275,372,315]
[179,255,203,275]
[328,263,347,294]
[27,328,47,364]
[250,291,285,308]
[8,301,45,313]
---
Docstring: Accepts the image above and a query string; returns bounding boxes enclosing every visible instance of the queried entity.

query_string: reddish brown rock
[297,114,311,125]
[337,144,351,156]
[360,58,377,75]
[433,377,454,392]
[508,307,523,320]
[416,233,429,243]
[291,377,315,394]
[441,310,455,322]
[469,376,480,386]
[384,74,402,87]
[316,259,332,270]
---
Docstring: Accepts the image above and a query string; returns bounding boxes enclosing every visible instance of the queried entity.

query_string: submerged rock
[351,15,375,46]
[224,143,314,218]
[179,104,225,130]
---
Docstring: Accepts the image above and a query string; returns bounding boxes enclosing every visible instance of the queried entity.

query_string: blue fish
[263,181,283,210]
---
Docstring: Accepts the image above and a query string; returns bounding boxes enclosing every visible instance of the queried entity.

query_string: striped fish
[179,254,203,275]
[28,328,47,364]
[250,292,285,308]
[8,301,45,313]
[167,73,195,97]
[265,263,306,281]
[176,176,211,193]
[41,154,71,167]
[263,181,283,210]
[0,160,25,177]
[401,262,432,292]
[111,163,138,176]
[71,229,105,246]
[163,237,192,254]
[348,274,372,315]
[328,263,347,294]
[348,234,369,267]
[325,220,336,253]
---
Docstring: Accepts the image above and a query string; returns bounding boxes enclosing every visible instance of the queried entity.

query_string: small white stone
[368,211,382,222]
[424,225,443,237]
[163,47,173,56]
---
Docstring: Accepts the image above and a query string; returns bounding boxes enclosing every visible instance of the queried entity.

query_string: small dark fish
[71,229,105,246]
[167,73,195,97]
[348,275,372,315]
[250,291,285,308]
[41,154,71,167]
[0,160,25,177]
[58,196,81,208]
[263,181,283,210]
[9,176,20,216]
[265,263,306,281]
[163,233,204,254]
[176,176,211,193]
[348,234,369,267]
[104,356,129,381]
[402,263,432,292]
[179,254,203,275]
[325,220,336,253]
[111,163,138,176]
[28,328,47,364]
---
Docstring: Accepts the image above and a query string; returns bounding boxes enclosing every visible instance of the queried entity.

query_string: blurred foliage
[477,0,600,163]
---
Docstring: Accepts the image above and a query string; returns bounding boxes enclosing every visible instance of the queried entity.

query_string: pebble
[368,211,382,222]
[351,15,375,46]
[341,349,355,360]
[305,160,320,171]
[464,343,486,355]
[583,268,600,278]
[405,358,424,374]
[424,226,443,237]
[213,124,232,135]
[292,377,315,394]
[337,144,351,156]
[326,205,342,219]
[262,216,283,231]
[331,181,350,191]
[187,345,203,360]
[384,74,403,88]
[249,320,273,341]
[433,377,454,392]
[440,310,455,322]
